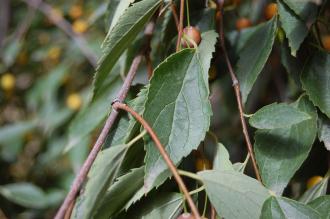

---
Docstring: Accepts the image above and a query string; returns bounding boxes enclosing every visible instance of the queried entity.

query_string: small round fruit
[72,19,88,34]
[66,93,82,111]
[235,18,252,30]
[264,3,278,20]
[195,157,212,171]
[307,176,323,189]
[177,213,195,219]
[1,73,15,91]
[69,5,83,20]
[181,26,201,48]
[322,35,330,52]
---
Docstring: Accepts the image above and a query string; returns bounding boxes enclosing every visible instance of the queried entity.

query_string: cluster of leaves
[0,0,330,218]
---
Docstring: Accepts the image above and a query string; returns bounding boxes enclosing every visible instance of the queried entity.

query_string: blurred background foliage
[0,0,329,218]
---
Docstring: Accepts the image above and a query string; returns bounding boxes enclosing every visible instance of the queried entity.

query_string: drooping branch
[176,0,185,51]
[170,1,180,31]
[54,20,156,219]
[216,0,262,182]
[21,0,98,67]
[112,102,201,219]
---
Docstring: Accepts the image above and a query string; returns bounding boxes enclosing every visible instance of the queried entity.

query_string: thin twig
[216,1,262,182]
[176,0,185,51]
[170,1,180,31]
[21,0,98,67]
[54,20,156,219]
[113,102,201,219]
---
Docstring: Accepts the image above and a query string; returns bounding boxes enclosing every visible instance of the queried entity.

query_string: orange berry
[1,73,15,91]
[72,19,88,34]
[195,157,212,171]
[307,176,323,189]
[235,17,252,30]
[177,213,195,219]
[181,26,201,48]
[69,5,83,20]
[66,93,82,111]
[322,35,330,52]
[264,3,278,20]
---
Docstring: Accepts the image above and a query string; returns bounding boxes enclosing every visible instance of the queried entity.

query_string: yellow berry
[307,176,323,189]
[66,93,82,111]
[47,46,61,61]
[1,73,15,91]
[69,5,83,20]
[72,19,88,34]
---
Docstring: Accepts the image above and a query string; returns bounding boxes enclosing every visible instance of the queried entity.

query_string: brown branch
[170,2,180,32]
[112,102,201,219]
[54,20,156,219]
[216,1,262,182]
[21,0,98,67]
[176,0,185,51]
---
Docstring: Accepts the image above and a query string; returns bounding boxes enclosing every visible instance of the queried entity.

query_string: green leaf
[278,0,308,56]
[71,144,127,219]
[0,183,60,209]
[1,38,23,67]
[301,52,330,118]
[249,102,311,129]
[105,0,135,35]
[236,18,277,104]
[281,0,318,21]
[261,196,321,219]
[94,167,144,218]
[254,96,317,194]
[26,64,69,109]
[143,31,217,190]
[0,120,38,145]
[233,155,250,173]
[318,116,330,151]
[199,170,271,219]
[93,0,162,96]
[116,192,183,219]
[299,174,329,204]
[213,143,234,171]
[65,76,122,152]
[308,196,330,219]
